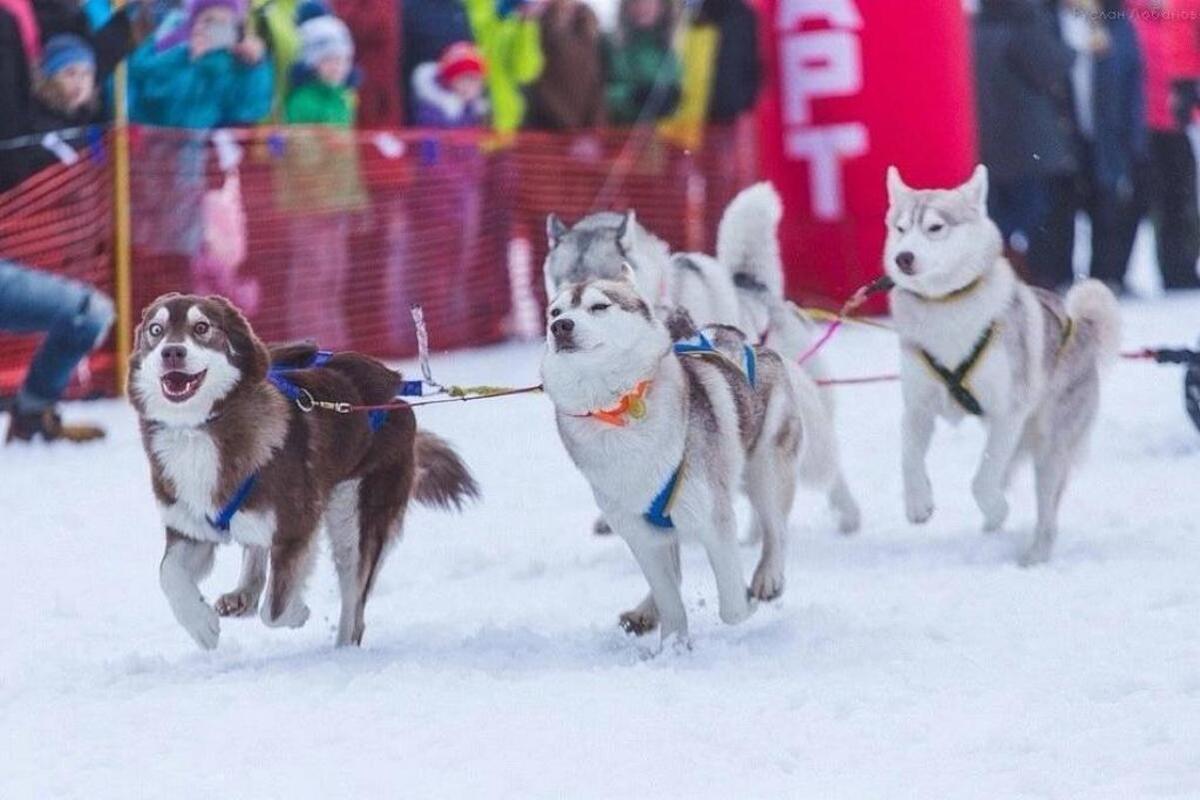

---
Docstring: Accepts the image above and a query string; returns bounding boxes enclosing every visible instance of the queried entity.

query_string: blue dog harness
[206,349,395,536]
[641,333,758,530]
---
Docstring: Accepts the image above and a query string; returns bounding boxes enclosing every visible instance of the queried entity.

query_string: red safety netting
[0,120,758,398]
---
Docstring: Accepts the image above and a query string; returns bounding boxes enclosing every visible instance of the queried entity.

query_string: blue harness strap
[644,461,685,530]
[673,332,757,388]
[206,473,258,537]
[398,380,425,397]
[210,349,394,535]
[742,344,757,388]
[672,331,716,356]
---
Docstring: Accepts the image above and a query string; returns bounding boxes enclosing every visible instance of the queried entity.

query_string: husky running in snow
[540,273,858,646]
[128,294,478,649]
[544,185,858,537]
[884,166,1121,566]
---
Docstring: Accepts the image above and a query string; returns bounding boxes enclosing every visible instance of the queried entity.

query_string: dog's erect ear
[547,214,568,247]
[617,261,637,285]
[886,166,909,205]
[617,210,637,251]
[962,164,989,213]
[663,306,698,341]
[206,295,270,382]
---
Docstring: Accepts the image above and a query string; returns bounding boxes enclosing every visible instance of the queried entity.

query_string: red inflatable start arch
[756,0,978,310]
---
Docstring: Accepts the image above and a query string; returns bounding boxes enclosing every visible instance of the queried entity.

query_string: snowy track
[3,295,1199,798]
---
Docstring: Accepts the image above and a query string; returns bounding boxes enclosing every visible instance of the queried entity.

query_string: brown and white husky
[129,293,478,650]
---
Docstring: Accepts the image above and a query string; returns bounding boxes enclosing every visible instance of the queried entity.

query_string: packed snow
[3,288,1199,798]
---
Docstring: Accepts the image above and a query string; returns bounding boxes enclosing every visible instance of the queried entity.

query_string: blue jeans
[0,260,114,411]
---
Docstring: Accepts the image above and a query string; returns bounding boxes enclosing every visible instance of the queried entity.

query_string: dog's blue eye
[148,323,163,337]
[193,322,210,336]
[589,303,611,313]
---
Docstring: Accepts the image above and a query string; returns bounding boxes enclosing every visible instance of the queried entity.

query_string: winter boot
[5,407,105,444]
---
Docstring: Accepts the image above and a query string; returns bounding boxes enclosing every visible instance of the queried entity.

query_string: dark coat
[698,0,759,122]
[0,89,100,192]
[525,0,605,130]
[974,0,1078,182]
[401,0,471,122]
[332,0,403,127]
[0,6,33,147]
[1092,14,1147,192]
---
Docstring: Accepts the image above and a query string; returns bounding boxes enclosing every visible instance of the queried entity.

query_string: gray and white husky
[545,186,856,537]
[544,183,825,373]
[540,273,857,647]
[884,166,1121,566]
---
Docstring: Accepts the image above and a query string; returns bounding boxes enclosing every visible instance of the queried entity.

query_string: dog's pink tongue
[163,372,193,392]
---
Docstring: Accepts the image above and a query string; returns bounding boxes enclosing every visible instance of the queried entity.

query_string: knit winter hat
[299,15,354,66]
[437,42,485,85]
[156,0,247,51]
[41,34,96,78]
[186,0,248,28]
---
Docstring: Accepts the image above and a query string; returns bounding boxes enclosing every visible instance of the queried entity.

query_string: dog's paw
[179,602,220,650]
[750,560,785,602]
[719,592,755,626]
[215,590,259,618]
[974,486,1009,532]
[905,495,934,525]
[1018,542,1052,568]
[835,502,862,536]
[261,601,310,629]
[619,608,659,636]
[593,517,613,536]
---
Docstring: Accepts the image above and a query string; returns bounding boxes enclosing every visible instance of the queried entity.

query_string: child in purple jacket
[411,42,489,128]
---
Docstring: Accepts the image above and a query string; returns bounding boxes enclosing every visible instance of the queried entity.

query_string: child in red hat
[412,41,489,128]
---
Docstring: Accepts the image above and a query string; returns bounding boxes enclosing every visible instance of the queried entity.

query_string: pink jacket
[1132,0,1200,131]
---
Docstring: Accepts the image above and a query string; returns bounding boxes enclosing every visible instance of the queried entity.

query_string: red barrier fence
[0,122,758,399]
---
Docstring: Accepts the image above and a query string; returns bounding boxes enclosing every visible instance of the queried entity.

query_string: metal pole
[111,17,133,395]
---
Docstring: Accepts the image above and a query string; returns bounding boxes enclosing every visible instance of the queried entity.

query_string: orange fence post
[111,27,133,395]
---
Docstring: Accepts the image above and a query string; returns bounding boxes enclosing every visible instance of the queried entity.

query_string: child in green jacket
[280,3,366,348]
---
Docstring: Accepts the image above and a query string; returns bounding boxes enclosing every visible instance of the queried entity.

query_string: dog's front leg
[901,403,937,524]
[215,546,267,617]
[694,500,754,624]
[160,530,219,650]
[620,525,688,649]
[972,411,1028,532]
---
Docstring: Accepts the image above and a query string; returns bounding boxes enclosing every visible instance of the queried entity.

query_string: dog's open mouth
[161,370,206,402]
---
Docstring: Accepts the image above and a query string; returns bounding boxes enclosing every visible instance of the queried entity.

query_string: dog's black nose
[895,251,916,274]
[161,344,188,369]
[551,318,575,337]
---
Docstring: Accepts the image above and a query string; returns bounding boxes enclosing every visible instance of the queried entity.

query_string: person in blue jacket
[130,0,272,128]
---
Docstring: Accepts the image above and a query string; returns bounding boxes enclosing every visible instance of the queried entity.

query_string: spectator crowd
[974,0,1200,292]
[0,0,761,442]
[0,0,762,188]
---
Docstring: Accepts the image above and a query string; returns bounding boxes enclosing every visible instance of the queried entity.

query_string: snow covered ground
[3,290,1199,798]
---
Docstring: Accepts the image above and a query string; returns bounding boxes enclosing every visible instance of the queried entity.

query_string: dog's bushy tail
[717,182,785,297]
[412,432,480,511]
[1066,279,1122,367]
[784,363,840,489]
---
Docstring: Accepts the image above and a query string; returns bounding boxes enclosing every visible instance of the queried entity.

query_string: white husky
[884,165,1121,565]
[540,273,857,647]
